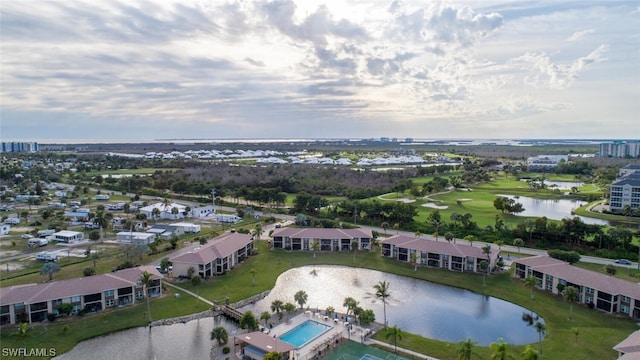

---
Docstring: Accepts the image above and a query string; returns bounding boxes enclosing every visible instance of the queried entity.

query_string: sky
[1,0,639,143]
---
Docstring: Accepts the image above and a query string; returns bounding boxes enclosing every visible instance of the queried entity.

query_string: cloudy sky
[1,0,638,143]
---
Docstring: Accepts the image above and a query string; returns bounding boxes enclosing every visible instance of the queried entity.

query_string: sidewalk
[364,338,439,360]
[163,281,214,306]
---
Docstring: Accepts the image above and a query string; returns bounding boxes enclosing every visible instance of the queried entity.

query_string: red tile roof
[170,232,253,265]
[515,255,640,299]
[0,266,162,306]
[614,329,640,355]
[271,227,371,239]
[382,235,495,259]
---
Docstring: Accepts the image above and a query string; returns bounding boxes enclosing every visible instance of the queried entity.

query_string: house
[609,165,640,211]
[0,266,162,325]
[0,224,10,235]
[237,331,296,360]
[513,255,640,318]
[170,232,253,279]
[52,230,84,243]
[146,224,184,240]
[171,222,201,233]
[139,202,188,220]
[380,235,499,273]
[116,231,156,245]
[190,205,216,218]
[613,329,640,359]
[270,228,373,251]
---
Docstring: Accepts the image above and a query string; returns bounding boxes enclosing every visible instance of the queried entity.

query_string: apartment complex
[609,164,640,211]
[0,142,38,153]
[599,141,640,158]
[270,228,373,252]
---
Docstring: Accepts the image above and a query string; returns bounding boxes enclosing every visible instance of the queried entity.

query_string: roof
[271,227,372,239]
[170,232,253,265]
[54,230,83,236]
[614,330,640,355]
[0,266,161,306]
[514,255,640,299]
[381,235,494,259]
[240,331,297,353]
[612,174,640,187]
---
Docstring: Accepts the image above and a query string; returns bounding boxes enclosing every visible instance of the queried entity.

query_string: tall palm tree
[513,238,524,255]
[271,300,284,320]
[479,260,489,287]
[411,253,418,271]
[489,338,513,360]
[524,276,537,300]
[457,338,477,360]
[139,271,153,324]
[343,297,358,316]
[294,290,308,310]
[562,286,580,321]
[190,274,202,298]
[351,239,358,263]
[260,311,271,327]
[445,232,454,243]
[253,223,262,241]
[384,325,403,354]
[482,244,492,274]
[249,268,256,287]
[311,240,319,258]
[534,321,546,356]
[374,280,391,328]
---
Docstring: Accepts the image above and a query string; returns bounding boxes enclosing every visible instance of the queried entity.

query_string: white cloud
[568,28,596,42]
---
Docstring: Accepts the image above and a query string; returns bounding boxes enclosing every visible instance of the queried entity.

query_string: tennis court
[323,341,410,360]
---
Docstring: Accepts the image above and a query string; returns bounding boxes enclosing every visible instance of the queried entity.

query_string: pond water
[55,266,542,359]
[520,180,584,190]
[242,266,541,346]
[499,194,609,225]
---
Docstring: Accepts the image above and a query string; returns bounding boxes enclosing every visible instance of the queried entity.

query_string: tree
[211,326,228,346]
[271,299,284,320]
[239,311,259,330]
[294,290,308,310]
[253,223,262,241]
[12,322,32,344]
[562,286,580,321]
[187,266,195,279]
[139,271,154,324]
[83,267,96,277]
[513,238,524,255]
[384,325,403,354]
[250,268,256,287]
[489,338,513,360]
[479,260,489,287]
[311,240,319,258]
[445,232,454,243]
[351,239,358,263]
[457,338,477,360]
[428,210,443,240]
[534,321,546,356]
[411,253,418,271]
[284,302,296,315]
[160,257,171,273]
[260,311,271,327]
[524,276,537,300]
[343,297,358,316]
[374,280,391,328]
[571,327,579,343]
[191,274,202,297]
[605,264,617,275]
[263,352,280,360]
[520,345,539,360]
[40,262,60,281]
[151,207,161,222]
[381,222,389,233]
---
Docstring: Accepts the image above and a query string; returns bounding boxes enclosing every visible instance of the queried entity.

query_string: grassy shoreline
[1,241,637,359]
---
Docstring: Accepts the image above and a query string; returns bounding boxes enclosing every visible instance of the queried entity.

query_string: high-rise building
[0,142,39,153]
[599,141,640,158]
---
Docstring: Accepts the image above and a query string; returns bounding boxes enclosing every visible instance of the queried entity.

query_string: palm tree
[520,345,539,360]
[384,325,403,354]
[571,327,579,343]
[524,276,537,300]
[445,232,454,243]
[139,271,154,324]
[249,268,256,287]
[479,260,489,287]
[562,286,580,321]
[534,321,546,356]
[254,223,262,241]
[151,207,161,222]
[284,302,296,315]
[374,280,391,328]
[271,299,284,320]
[381,222,389,233]
[311,240,319,258]
[457,338,477,360]
[294,290,308,310]
[210,326,228,346]
[263,352,280,360]
[190,274,202,298]
[260,311,271,327]
[482,244,492,274]
[351,239,358,263]
[343,297,358,316]
[489,338,513,360]
[513,238,524,255]
[40,262,60,281]
[411,253,418,271]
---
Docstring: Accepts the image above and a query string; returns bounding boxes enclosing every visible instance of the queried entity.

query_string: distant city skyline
[1,1,638,141]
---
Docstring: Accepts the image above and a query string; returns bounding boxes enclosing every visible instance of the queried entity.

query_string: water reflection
[243,266,541,345]
[499,194,609,225]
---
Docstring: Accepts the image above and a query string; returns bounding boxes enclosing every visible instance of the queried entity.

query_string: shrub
[222,346,230,354]
[47,313,56,322]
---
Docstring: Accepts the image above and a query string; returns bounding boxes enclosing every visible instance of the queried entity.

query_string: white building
[171,222,201,233]
[190,205,216,218]
[116,231,156,244]
[53,230,84,243]
[0,224,10,235]
[139,202,188,220]
[610,165,640,212]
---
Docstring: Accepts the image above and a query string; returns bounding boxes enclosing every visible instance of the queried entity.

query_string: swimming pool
[278,320,331,347]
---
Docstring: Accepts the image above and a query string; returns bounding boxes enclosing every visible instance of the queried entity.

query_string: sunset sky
[1,0,638,142]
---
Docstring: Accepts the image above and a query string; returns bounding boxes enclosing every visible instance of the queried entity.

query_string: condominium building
[609,165,640,211]
[599,141,640,158]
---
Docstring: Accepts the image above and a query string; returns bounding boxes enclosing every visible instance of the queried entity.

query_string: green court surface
[324,341,410,360]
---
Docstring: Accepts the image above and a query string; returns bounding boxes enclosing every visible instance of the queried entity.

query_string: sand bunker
[422,203,448,209]
[397,198,416,203]
[457,198,472,202]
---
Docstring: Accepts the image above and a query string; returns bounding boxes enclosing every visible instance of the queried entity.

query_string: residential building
[609,165,640,211]
[0,266,162,325]
[0,142,38,153]
[190,205,216,218]
[147,224,184,240]
[116,231,156,245]
[52,230,84,243]
[139,202,188,220]
[513,255,640,318]
[599,141,640,158]
[526,155,568,171]
[380,235,498,273]
[171,222,201,233]
[270,228,373,251]
[613,330,640,359]
[170,232,253,279]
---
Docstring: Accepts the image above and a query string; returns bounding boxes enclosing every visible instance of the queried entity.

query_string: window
[104,290,114,297]
[136,290,144,299]
[586,287,594,294]
[622,296,631,303]
[621,305,630,314]
[71,296,81,303]
[105,299,114,307]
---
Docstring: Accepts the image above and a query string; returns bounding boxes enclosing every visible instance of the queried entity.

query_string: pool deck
[247,311,374,360]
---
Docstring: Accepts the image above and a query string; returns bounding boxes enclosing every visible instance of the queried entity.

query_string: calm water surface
[499,194,609,225]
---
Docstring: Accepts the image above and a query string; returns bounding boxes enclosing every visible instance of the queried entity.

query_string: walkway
[163,281,214,306]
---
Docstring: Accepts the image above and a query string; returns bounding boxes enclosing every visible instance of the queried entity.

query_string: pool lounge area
[236,311,368,360]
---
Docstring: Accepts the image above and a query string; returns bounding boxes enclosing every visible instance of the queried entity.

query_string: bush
[83,267,96,277]
[548,249,581,264]
[222,347,230,354]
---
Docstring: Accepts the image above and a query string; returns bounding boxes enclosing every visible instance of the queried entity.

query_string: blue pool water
[279,320,331,347]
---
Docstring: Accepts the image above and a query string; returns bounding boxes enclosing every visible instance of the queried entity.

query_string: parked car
[615,259,632,265]
[21,234,34,239]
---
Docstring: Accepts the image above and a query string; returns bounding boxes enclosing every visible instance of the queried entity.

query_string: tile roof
[0,266,162,306]
[271,227,372,239]
[514,255,640,298]
[170,232,253,265]
[240,331,297,353]
[382,235,495,259]
[614,329,640,354]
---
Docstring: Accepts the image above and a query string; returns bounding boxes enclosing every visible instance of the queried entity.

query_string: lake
[499,194,609,225]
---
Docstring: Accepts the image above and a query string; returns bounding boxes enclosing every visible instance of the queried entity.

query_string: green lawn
[1,241,637,359]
